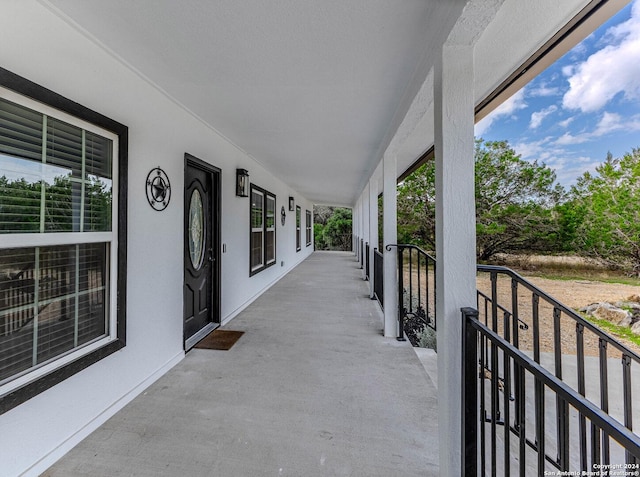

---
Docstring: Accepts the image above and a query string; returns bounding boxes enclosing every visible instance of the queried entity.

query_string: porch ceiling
[45,0,465,206]
[44,0,594,206]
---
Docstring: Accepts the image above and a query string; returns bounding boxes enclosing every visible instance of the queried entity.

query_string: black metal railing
[468,265,640,475]
[365,242,370,281]
[375,245,640,471]
[463,307,640,475]
[373,248,384,309]
[386,244,436,344]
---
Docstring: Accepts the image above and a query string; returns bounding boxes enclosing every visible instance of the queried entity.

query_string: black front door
[184,155,220,349]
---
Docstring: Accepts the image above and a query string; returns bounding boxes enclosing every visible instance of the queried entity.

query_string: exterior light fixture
[289,196,295,211]
[236,168,249,197]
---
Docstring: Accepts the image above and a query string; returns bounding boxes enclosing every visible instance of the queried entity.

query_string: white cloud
[595,111,640,136]
[553,156,601,185]
[512,139,600,185]
[593,111,624,135]
[529,105,558,129]
[554,111,640,146]
[558,117,574,128]
[555,132,590,145]
[475,89,527,136]
[512,139,546,160]
[513,137,564,162]
[529,85,561,97]
[563,1,640,112]
[569,41,588,58]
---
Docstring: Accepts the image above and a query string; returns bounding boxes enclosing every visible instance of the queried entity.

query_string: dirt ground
[403,257,640,357]
[476,272,640,357]
[505,275,639,311]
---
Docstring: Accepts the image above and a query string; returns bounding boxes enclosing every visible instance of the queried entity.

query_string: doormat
[194,330,244,350]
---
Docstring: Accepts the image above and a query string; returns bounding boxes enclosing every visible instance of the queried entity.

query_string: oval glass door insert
[188,188,205,269]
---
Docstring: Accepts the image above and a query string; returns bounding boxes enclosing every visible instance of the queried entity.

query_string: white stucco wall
[0,3,314,476]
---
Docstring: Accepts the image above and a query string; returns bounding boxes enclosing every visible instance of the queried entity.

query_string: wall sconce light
[288,196,295,211]
[236,169,249,197]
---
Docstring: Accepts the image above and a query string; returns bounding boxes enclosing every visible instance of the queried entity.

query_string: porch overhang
[38,0,604,205]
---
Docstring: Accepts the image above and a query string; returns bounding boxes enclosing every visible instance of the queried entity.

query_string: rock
[628,294,640,303]
[614,301,640,311]
[632,321,640,335]
[580,303,601,314]
[591,303,631,326]
[619,314,633,328]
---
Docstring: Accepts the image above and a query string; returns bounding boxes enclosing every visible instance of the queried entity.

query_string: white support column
[353,197,360,260]
[351,201,356,255]
[434,44,477,476]
[361,183,370,280]
[358,196,364,267]
[382,152,398,338]
[368,176,378,299]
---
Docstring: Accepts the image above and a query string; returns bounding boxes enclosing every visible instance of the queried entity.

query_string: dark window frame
[305,209,312,247]
[249,183,276,276]
[295,205,301,252]
[0,67,128,415]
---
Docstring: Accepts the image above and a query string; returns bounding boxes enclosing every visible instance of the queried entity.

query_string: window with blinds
[0,92,117,392]
[296,206,301,252]
[250,187,264,273]
[249,184,276,275]
[265,195,276,265]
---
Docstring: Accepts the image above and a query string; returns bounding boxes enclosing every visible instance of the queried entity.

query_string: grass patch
[491,253,640,285]
[582,314,640,350]
[531,272,640,287]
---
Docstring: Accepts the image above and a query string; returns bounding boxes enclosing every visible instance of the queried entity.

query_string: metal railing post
[373,248,384,308]
[397,245,406,341]
[365,242,370,280]
[462,307,479,476]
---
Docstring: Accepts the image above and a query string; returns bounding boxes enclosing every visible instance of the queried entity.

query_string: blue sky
[475,0,640,187]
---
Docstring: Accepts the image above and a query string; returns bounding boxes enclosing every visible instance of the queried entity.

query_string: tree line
[313,206,352,251]
[0,175,111,232]
[7,150,634,274]
[397,139,640,276]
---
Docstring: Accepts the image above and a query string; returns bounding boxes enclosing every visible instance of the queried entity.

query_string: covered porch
[1,1,635,475]
[43,251,439,477]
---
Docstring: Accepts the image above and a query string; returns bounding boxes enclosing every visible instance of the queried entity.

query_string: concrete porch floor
[43,251,439,477]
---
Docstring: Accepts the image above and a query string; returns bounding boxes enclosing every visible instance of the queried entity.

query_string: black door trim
[183,153,221,350]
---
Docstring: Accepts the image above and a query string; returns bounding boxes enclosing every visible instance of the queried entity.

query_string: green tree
[313,205,335,226]
[397,139,563,260]
[322,207,352,251]
[0,174,112,233]
[0,176,41,232]
[552,199,586,253]
[314,223,328,250]
[474,140,562,260]
[397,162,435,249]
[571,149,640,275]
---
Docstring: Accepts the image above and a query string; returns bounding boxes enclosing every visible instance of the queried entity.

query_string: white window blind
[0,94,114,388]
